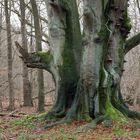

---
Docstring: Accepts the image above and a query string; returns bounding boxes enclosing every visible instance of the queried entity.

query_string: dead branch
[0,110,28,117]
[0,113,23,117]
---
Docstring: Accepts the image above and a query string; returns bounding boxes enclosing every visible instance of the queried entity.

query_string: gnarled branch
[15,41,51,71]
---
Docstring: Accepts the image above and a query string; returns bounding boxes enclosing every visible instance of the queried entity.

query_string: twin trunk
[44,0,129,120]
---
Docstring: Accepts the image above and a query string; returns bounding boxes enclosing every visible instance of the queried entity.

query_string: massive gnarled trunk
[16,0,140,127]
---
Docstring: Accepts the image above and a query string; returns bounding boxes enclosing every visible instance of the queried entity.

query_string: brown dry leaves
[0,105,140,140]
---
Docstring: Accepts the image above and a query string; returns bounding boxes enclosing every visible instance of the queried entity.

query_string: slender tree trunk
[30,0,45,112]
[29,14,34,102]
[4,0,15,111]
[20,0,33,106]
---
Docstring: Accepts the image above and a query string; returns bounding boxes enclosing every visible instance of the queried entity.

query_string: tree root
[45,112,66,124]
[44,118,72,129]
[74,115,107,134]
[45,105,67,121]
[112,99,140,120]
[83,115,106,129]
[120,106,140,120]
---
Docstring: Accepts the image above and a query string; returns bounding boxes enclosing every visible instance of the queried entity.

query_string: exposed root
[54,108,66,117]
[102,118,113,127]
[45,113,59,123]
[65,107,77,121]
[45,106,67,121]
[112,99,140,120]
[44,118,72,129]
[120,105,140,120]
[127,110,140,120]
[74,115,107,134]
[85,115,107,128]
[45,112,66,124]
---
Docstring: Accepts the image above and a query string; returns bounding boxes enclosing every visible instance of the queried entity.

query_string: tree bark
[4,0,15,111]
[20,0,33,107]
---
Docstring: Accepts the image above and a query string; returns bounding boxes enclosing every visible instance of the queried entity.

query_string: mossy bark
[43,0,82,120]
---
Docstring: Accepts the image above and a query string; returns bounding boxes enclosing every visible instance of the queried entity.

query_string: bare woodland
[0,0,140,139]
[0,0,139,132]
[0,0,139,112]
[0,0,55,111]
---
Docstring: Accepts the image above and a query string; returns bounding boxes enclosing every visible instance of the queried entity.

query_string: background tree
[4,0,15,111]
[19,0,32,106]
[0,0,53,111]
[30,0,45,112]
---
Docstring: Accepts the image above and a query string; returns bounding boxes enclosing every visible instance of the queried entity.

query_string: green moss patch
[37,51,53,64]
[9,112,46,129]
[105,96,127,122]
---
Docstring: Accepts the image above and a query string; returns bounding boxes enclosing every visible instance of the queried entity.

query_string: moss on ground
[9,112,46,129]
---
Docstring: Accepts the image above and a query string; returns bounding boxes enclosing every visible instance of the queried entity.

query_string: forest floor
[0,101,140,140]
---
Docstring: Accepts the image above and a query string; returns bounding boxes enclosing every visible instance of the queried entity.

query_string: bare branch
[125,32,140,54]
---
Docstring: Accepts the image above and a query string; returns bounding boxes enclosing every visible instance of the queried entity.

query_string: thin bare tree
[19,0,33,106]
[4,0,14,110]
[30,0,45,112]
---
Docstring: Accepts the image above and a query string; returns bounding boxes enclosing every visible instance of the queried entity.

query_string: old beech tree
[16,0,140,127]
